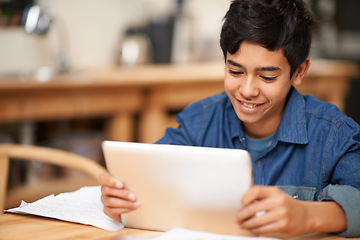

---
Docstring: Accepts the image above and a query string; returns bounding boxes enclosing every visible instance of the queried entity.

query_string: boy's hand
[236,185,311,235]
[98,173,140,222]
[236,185,347,235]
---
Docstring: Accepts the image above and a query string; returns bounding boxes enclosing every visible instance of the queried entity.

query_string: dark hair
[220,0,315,78]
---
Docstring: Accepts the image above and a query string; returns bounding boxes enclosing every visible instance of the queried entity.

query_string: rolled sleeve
[318,184,360,237]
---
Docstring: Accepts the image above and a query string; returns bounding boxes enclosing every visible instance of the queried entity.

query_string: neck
[244,126,275,139]
[243,114,282,139]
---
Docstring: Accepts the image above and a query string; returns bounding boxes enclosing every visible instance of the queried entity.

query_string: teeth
[242,102,258,108]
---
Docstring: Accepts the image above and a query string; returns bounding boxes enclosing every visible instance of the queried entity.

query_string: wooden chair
[0,143,107,212]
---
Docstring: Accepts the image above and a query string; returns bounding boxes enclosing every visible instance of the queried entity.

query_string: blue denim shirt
[156,87,360,237]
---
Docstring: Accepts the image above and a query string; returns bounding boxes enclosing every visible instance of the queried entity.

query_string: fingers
[237,186,279,221]
[241,185,281,206]
[242,216,288,235]
[103,208,122,222]
[101,184,138,203]
[98,172,124,188]
[237,186,306,235]
[237,186,279,227]
[236,195,274,227]
[103,206,130,222]
[101,192,140,221]
[237,205,283,233]
[98,172,140,221]
[101,193,140,210]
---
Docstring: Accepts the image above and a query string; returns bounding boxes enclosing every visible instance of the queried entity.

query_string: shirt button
[293,195,299,199]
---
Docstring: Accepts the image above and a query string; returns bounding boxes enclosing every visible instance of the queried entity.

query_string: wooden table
[0,60,358,143]
[0,213,359,240]
[0,213,160,240]
[0,71,144,142]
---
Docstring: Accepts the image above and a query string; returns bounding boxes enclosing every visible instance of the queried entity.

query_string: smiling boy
[99,0,360,237]
[224,41,304,139]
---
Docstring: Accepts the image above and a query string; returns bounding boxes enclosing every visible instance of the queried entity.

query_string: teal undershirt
[245,134,274,161]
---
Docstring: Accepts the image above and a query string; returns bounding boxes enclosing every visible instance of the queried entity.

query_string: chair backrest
[0,143,107,212]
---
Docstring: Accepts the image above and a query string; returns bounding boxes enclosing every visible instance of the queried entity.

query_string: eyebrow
[227,59,281,72]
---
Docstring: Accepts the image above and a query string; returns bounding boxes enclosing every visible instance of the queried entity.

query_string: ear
[291,57,310,86]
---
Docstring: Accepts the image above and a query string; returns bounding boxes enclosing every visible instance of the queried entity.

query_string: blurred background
[0,0,359,208]
[0,0,230,71]
[1,0,359,70]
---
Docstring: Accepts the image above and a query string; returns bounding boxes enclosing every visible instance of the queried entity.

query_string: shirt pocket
[278,185,317,201]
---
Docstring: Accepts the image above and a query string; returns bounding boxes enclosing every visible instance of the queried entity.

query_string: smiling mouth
[241,101,262,109]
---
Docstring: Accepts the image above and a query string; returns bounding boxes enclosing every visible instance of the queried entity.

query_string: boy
[99,0,360,237]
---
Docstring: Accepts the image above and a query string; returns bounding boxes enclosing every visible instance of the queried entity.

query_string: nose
[239,75,260,99]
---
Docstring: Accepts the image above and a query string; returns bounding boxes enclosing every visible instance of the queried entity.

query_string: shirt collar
[228,86,308,144]
[227,100,244,140]
[276,86,308,144]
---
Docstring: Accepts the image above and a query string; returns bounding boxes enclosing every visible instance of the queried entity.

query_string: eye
[261,76,277,81]
[229,69,244,76]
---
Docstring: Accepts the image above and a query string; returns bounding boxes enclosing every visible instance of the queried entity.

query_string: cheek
[224,75,238,93]
[263,83,292,102]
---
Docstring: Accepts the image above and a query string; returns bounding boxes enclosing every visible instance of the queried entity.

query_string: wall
[0,0,230,72]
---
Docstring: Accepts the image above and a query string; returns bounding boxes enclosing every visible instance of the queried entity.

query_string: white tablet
[102,140,252,235]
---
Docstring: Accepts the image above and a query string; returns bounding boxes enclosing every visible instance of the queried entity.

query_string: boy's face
[224,40,298,138]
